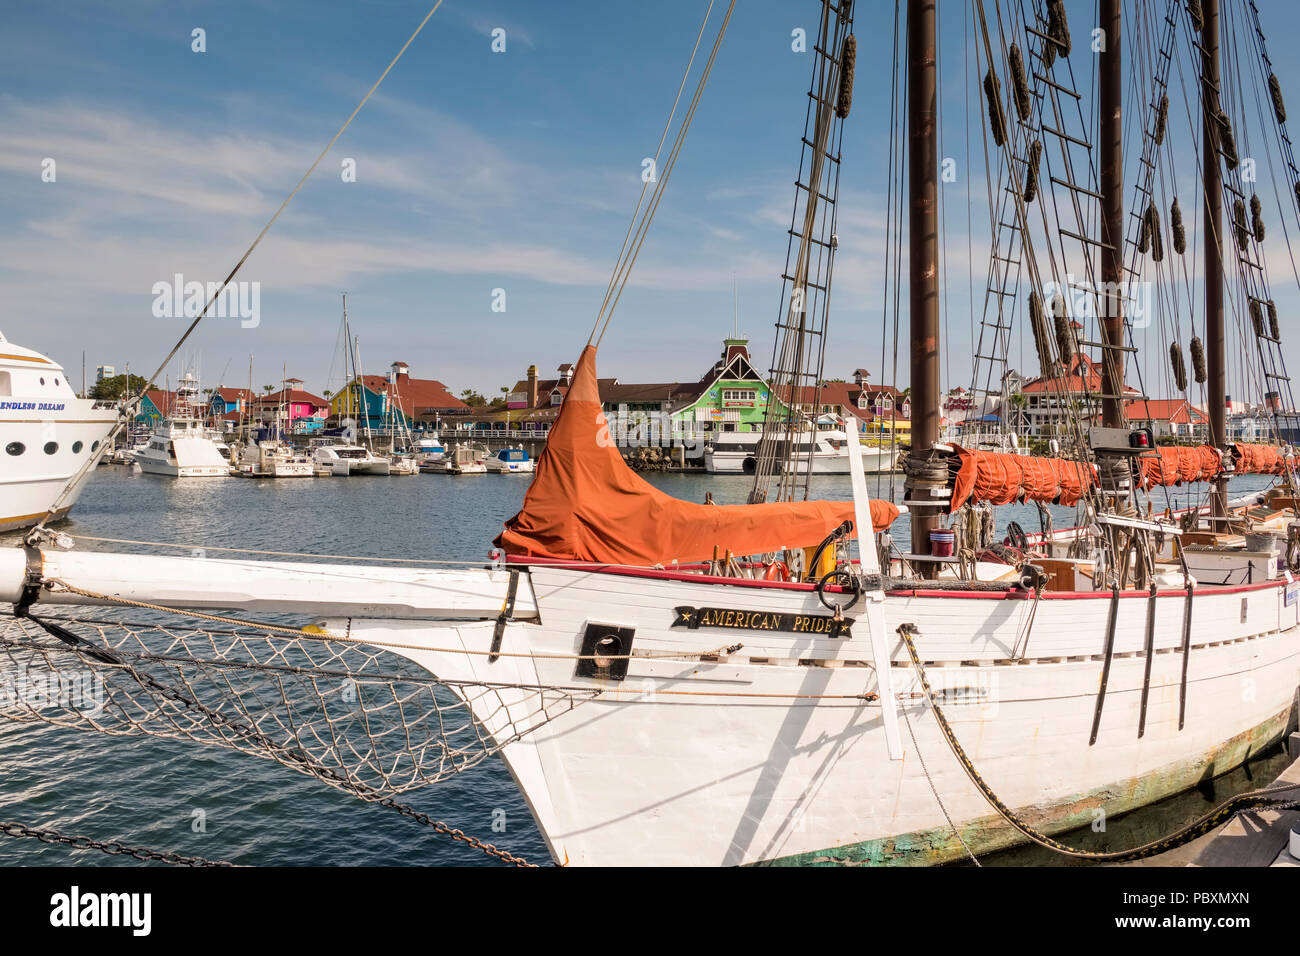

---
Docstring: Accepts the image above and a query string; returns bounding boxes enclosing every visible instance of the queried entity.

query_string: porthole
[5,442,24,456]
[39,377,45,386]
[43,441,58,455]
[54,378,60,386]
[91,441,100,452]
[72,441,84,453]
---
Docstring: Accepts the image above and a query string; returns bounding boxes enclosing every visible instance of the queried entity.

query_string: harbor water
[0,466,1286,865]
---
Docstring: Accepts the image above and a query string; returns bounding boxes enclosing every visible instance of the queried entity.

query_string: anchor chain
[897,623,1300,862]
[0,820,235,867]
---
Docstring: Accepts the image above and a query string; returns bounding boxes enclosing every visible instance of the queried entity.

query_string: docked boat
[485,446,534,474]
[703,429,895,475]
[237,438,314,478]
[426,443,486,475]
[413,436,447,473]
[0,332,117,531]
[388,454,420,476]
[310,440,391,476]
[132,374,232,478]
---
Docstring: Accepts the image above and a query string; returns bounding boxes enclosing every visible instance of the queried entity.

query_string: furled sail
[497,346,899,565]
[1135,445,1222,489]
[1231,442,1292,475]
[947,445,1095,510]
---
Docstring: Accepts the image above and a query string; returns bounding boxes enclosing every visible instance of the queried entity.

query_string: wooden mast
[908,0,939,560]
[1099,0,1125,429]
[1202,0,1228,525]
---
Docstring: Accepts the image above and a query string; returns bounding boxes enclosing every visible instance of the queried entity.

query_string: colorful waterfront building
[330,362,468,433]
[136,389,174,423]
[253,380,330,434]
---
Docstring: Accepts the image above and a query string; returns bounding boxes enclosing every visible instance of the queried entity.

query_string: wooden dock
[1122,732,1300,866]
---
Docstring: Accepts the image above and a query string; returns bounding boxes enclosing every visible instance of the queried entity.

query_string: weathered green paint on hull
[757,706,1294,867]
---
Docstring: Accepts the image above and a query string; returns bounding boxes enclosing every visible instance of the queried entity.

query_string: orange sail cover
[1232,442,1290,476]
[948,445,1095,510]
[496,345,900,565]
[1136,445,1222,489]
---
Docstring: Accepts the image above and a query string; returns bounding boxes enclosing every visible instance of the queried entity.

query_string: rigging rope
[33,1,448,534]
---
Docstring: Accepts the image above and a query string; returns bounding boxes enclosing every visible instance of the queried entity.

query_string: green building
[668,338,791,445]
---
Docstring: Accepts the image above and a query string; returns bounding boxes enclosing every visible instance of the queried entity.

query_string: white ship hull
[0,417,117,530]
[328,564,1300,866]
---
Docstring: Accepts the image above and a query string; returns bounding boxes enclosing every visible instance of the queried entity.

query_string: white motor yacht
[703,429,897,475]
[0,331,118,531]
[485,446,535,474]
[134,374,232,478]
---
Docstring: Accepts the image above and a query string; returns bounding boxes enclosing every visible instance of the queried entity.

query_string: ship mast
[908,0,938,561]
[1098,0,1124,431]
[1202,0,1228,526]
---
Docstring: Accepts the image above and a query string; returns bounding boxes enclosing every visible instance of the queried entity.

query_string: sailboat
[5,0,1300,867]
[313,295,392,476]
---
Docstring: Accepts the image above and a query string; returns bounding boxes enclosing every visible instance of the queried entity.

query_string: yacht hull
[0,411,116,530]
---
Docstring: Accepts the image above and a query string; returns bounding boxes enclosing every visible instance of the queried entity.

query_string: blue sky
[2,0,1299,407]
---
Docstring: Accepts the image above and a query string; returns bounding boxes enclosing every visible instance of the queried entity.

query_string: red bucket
[930,528,955,558]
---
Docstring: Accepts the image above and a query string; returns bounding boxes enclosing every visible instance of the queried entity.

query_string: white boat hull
[0,416,116,531]
[705,445,897,475]
[326,564,1300,866]
[10,546,1296,867]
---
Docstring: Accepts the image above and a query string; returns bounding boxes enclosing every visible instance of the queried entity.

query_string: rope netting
[0,609,595,800]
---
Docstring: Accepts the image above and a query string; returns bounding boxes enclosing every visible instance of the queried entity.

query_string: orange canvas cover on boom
[497,346,900,566]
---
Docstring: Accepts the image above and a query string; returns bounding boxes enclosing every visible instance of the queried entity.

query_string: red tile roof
[1020,354,1140,396]
[1123,399,1207,425]
[255,387,328,408]
[215,387,256,403]
[357,375,469,415]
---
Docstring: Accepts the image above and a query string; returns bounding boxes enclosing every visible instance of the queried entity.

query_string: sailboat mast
[908,0,939,559]
[1099,0,1125,429]
[1202,0,1228,524]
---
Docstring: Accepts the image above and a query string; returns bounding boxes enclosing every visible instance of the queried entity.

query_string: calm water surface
[0,466,1287,865]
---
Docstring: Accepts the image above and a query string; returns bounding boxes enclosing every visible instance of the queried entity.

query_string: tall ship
[0,332,117,531]
[5,0,1300,869]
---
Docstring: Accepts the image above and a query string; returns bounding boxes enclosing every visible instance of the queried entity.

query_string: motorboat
[0,331,118,530]
[485,445,534,474]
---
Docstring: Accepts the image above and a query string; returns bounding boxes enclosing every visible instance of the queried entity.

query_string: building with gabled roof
[1019,354,1140,436]
[330,361,469,433]
[1120,398,1209,441]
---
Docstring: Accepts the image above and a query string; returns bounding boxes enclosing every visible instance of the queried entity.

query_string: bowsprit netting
[0,610,596,799]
